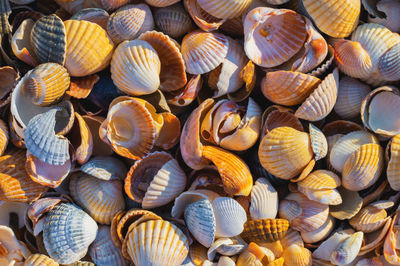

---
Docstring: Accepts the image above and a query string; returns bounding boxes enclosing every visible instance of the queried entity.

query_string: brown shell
[66,74,99,99]
[241,218,290,243]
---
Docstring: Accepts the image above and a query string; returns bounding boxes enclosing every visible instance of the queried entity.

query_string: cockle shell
[0,225,31,265]
[124,151,186,208]
[241,218,289,243]
[70,8,110,30]
[388,134,400,191]
[197,0,252,19]
[11,19,38,66]
[24,253,58,266]
[249,177,278,220]
[82,116,113,156]
[244,7,307,68]
[126,219,189,266]
[81,156,127,181]
[280,228,304,248]
[0,120,8,157]
[308,124,328,161]
[330,187,363,220]
[154,3,194,38]
[67,112,93,165]
[236,249,263,266]
[378,43,400,82]
[313,230,353,261]
[64,20,114,77]
[171,189,219,218]
[43,203,98,264]
[349,203,390,233]
[189,243,208,265]
[0,66,17,108]
[145,0,180,7]
[212,197,247,237]
[184,0,225,32]
[331,232,364,265]
[247,242,275,264]
[301,215,335,243]
[282,244,312,266]
[261,105,304,137]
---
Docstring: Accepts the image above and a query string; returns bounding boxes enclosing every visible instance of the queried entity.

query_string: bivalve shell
[11,19,38,66]
[249,177,278,220]
[145,0,180,7]
[70,8,109,30]
[154,3,194,38]
[330,187,363,220]
[24,253,58,266]
[308,124,328,161]
[349,204,390,233]
[212,197,247,238]
[241,218,289,243]
[368,0,400,32]
[301,215,335,243]
[331,232,364,266]
[197,0,252,19]
[313,230,353,261]
[171,189,220,218]
[81,156,127,181]
[378,43,400,82]
[0,119,8,157]
[388,134,400,191]
[282,244,312,266]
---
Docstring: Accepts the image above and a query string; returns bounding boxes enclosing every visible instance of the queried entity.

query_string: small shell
[349,204,389,233]
[236,249,262,266]
[11,19,38,66]
[244,7,307,68]
[154,3,194,38]
[280,228,304,248]
[24,254,58,266]
[0,66,17,107]
[171,189,220,218]
[145,0,180,7]
[30,14,66,65]
[261,106,304,137]
[212,197,247,238]
[301,215,335,243]
[297,187,342,205]
[331,232,364,265]
[67,112,93,165]
[197,0,252,19]
[388,134,400,191]
[241,218,289,243]
[189,243,208,265]
[330,187,363,220]
[67,74,99,99]
[249,177,278,220]
[207,238,246,260]
[282,244,312,266]
[70,8,110,30]
[309,124,328,161]
[82,116,113,156]
[81,156,126,181]
[184,0,225,32]
[181,30,229,75]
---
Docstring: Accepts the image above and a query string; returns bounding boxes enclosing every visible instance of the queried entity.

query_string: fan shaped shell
[249,177,278,220]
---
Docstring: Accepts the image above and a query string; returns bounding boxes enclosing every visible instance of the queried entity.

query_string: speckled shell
[249,177,278,220]
[145,0,180,7]
[126,219,189,266]
[70,8,110,30]
[11,19,38,66]
[331,232,364,265]
[184,199,216,248]
[23,254,58,266]
[241,218,289,243]
[181,30,229,75]
[282,244,312,266]
[81,156,127,181]
[107,4,154,44]
[388,134,400,191]
[244,8,307,68]
[43,203,98,264]
[110,40,161,96]
[212,197,247,238]
[64,20,114,77]
[154,3,194,38]
[301,0,360,38]
[349,204,389,233]
[30,14,66,65]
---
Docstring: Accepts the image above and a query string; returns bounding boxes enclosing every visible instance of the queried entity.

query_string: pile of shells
[0,0,400,265]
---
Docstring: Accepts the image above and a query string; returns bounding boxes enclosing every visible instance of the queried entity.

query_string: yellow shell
[24,254,58,266]
[189,242,208,265]
[197,0,252,19]
[349,204,389,233]
[0,119,9,157]
[388,134,400,191]
[298,170,341,190]
[236,249,263,266]
[241,218,290,243]
[282,244,312,266]
[145,0,180,7]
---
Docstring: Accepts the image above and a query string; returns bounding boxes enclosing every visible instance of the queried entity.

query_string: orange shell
[241,218,289,243]
[66,74,99,99]
[166,74,202,107]
[154,112,180,149]
[0,119,9,156]
[184,0,225,32]
[388,134,400,191]
[68,112,93,165]
[82,116,113,156]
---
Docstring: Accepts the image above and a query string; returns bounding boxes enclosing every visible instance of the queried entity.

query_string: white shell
[207,238,246,261]
[301,215,335,243]
[313,230,353,261]
[212,197,247,238]
[172,190,220,218]
[331,232,364,265]
[249,177,278,220]
[81,156,127,181]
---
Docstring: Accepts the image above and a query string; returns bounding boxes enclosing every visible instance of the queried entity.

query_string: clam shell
[64,20,114,77]
[184,0,225,32]
[70,8,109,30]
[388,134,400,191]
[261,106,304,137]
[0,120,8,157]
[207,238,246,260]
[331,232,364,265]
[145,0,180,7]
[184,198,216,248]
[197,0,252,19]
[110,40,160,96]
[282,244,312,266]
[98,0,131,11]
[297,187,342,205]
[107,4,154,44]
[24,253,58,266]
[171,189,219,218]
[309,124,328,161]
[330,187,363,220]
[30,14,66,65]
[378,43,400,82]
[67,74,99,99]
[126,220,189,266]
[261,71,321,106]
[218,256,236,266]
[280,228,304,248]
[313,230,353,261]
[236,249,262,266]
[301,0,360,38]
[154,3,194,38]
[138,31,187,92]
[249,177,278,220]
[244,7,307,68]
[350,204,389,233]
[368,0,400,32]
[301,215,335,243]
[43,203,98,264]
[298,170,340,190]
[81,156,126,181]
[212,197,247,238]
[181,30,229,75]
[241,218,289,243]
[11,19,38,66]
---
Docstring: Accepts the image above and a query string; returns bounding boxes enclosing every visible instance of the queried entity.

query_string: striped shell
[249,177,278,220]
[378,43,400,82]
[212,197,247,238]
[171,189,219,218]
[241,218,289,243]
[349,204,390,233]
[282,244,312,266]
[309,123,328,161]
[0,119,8,156]
[298,170,341,190]
[184,0,225,32]
[81,156,127,181]
[24,254,58,266]
[331,232,364,265]
[198,0,251,19]
[301,215,335,243]
[388,134,400,191]
[154,3,194,38]
[313,230,353,261]
[330,187,363,220]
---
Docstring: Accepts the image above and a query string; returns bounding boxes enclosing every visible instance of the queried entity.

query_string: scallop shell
[309,124,328,161]
[330,187,363,220]
[197,0,252,19]
[212,197,247,238]
[126,220,189,266]
[70,8,109,30]
[349,204,389,233]
[258,127,314,180]
[388,134,400,191]
[124,151,186,208]
[138,31,187,92]
[241,218,289,243]
[184,198,216,248]
[171,189,220,218]
[67,74,99,99]
[81,156,126,181]
[378,43,400,82]
[154,3,194,38]
[301,215,335,243]
[145,0,180,7]
[331,232,364,265]
[184,0,225,32]
[24,253,58,266]
[64,20,114,77]
[11,19,38,66]
[181,30,229,75]
[43,203,98,264]
[30,14,66,65]
[301,0,360,38]
[368,0,400,32]
[107,4,154,44]
[282,244,312,266]
[249,177,278,220]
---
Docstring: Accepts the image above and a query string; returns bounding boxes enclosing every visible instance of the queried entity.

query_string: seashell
[298,170,341,190]
[22,63,70,106]
[110,40,160,96]
[297,187,342,205]
[313,230,353,261]
[342,143,384,191]
[236,249,262,266]
[0,66,17,108]
[388,134,400,191]
[218,256,236,266]
[247,242,275,264]
[11,19,38,66]
[107,4,154,44]
[201,145,253,196]
[280,228,304,248]
[258,127,314,180]
[300,0,360,38]
[0,225,31,265]
[81,156,126,181]
[171,189,220,218]
[258,241,283,259]
[212,197,247,238]
[24,253,58,266]
[181,30,229,75]
[331,232,364,265]
[282,244,312,266]
[82,116,113,156]
[167,74,202,107]
[67,74,99,99]
[67,112,93,165]
[189,242,208,265]
[249,177,278,220]
[261,106,304,137]
[124,151,186,208]
[308,124,328,161]
[88,225,126,266]
[197,0,252,19]
[207,237,246,260]
[154,112,181,150]
[241,218,289,243]
[301,215,335,243]
[295,68,339,121]
[330,187,363,220]
[70,8,109,30]
[64,20,114,77]
[138,31,187,92]
[43,203,98,264]
[30,14,66,65]
[0,120,8,157]
[0,0,11,35]
[184,0,225,32]
[126,219,189,266]
[368,0,400,32]
[145,0,180,7]
[356,257,384,266]
[184,198,216,248]
[261,71,321,106]
[154,3,194,38]
[349,203,390,233]
[378,43,400,82]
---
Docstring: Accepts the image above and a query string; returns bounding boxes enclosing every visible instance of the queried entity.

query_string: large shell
[11,19,38,66]
[282,244,312,266]
[368,0,400,32]
[81,156,127,181]
[388,134,400,191]
[181,30,229,75]
[301,0,360,38]
[378,43,400,82]
[43,203,98,264]
[249,177,278,220]
[154,3,194,38]
[349,204,390,233]
[64,20,114,77]
[124,151,186,208]
[110,40,161,96]
[197,0,252,19]
[244,7,307,68]
[126,219,189,266]
[30,14,66,65]
[331,232,364,265]
[241,218,289,243]
[212,197,247,238]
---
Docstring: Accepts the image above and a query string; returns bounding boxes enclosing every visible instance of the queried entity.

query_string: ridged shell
[349,205,389,233]
[261,71,321,106]
[145,0,180,7]
[262,106,304,137]
[280,228,304,248]
[282,244,312,266]
[126,220,189,266]
[378,43,400,82]
[330,187,363,220]
[342,143,384,191]
[30,14,66,65]
[24,254,58,266]
[258,127,314,180]
[11,19,38,66]
[297,187,342,205]
[138,31,187,92]
[181,30,229,75]
[331,232,364,265]
[236,249,262,266]
[171,189,220,218]
[70,175,125,224]
[301,0,360,38]
[64,20,114,77]
[207,237,246,260]
[110,40,160,96]
[249,177,278,220]
[298,170,340,190]
[0,66,17,107]
[107,4,154,44]
[81,156,126,181]
[241,218,289,243]
[184,199,216,248]
[388,134,400,191]
[212,197,247,238]
[197,0,251,19]
[67,74,99,99]
[309,124,328,161]
[0,120,8,157]
[43,203,98,264]
[313,231,353,261]
[295,68,339,121]
[244,8,307,68]
[184,0,225,32]
[154,3,194,38]
[70,8,109,30]
[301,215,335,243]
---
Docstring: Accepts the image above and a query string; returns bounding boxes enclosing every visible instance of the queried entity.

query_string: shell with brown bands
[241,218,289,243]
